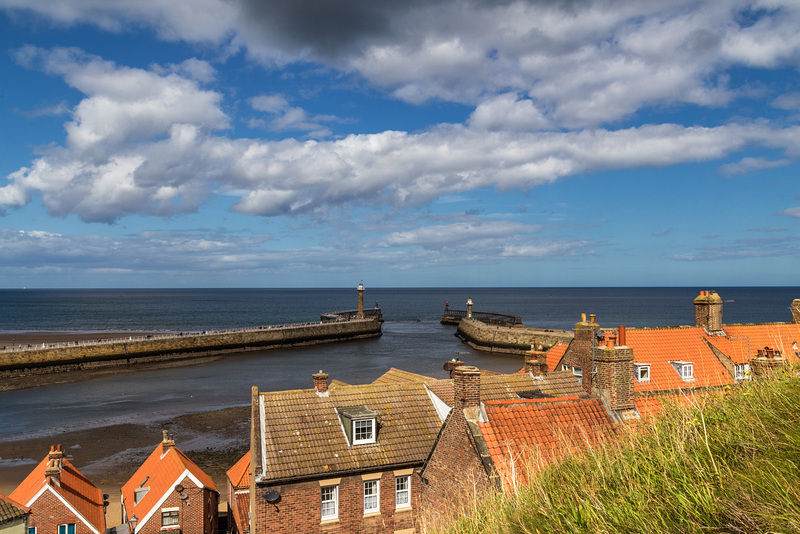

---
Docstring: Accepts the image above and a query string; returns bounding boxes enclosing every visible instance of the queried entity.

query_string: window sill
[320,518,339,525]
[395,505,412,512]
[363,511,381,518]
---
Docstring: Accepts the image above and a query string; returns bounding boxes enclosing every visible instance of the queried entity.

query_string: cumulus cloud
[248,94,334,137]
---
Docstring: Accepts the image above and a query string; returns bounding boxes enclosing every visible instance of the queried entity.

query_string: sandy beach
[0,405,250,526]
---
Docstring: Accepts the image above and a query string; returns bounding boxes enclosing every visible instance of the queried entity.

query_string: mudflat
[0,405,250,526]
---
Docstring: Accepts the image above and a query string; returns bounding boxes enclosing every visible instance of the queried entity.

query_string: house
[10,445,106,534]
[121,432,219,534]
[245,363,585,534]
[225,454,249,534]
[419,290,800,528]
[0,492,30,534]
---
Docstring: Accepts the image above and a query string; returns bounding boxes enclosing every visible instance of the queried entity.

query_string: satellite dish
[264,489,281,504]
[174,484,184,493]
[179,493,189,500]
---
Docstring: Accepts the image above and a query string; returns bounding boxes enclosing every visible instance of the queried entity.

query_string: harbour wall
[455,318,573,355]
[0,319,382,375]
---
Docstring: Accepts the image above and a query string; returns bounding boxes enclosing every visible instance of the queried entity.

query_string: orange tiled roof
[545,343,569,372]
[623,327,734,391]
[0,492,29,523]
[425,370,585,406]
[706,323,800,364]
[477,397,616,489]
[226,453,250,489]
[233,492,250,534]
[10,451,105,534]
[121,441,218,531]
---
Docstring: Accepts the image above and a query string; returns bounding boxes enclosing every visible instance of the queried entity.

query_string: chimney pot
[589,314,596,324]
[313,370,329,394]
[617,325,626,346]
[580,313,587,323]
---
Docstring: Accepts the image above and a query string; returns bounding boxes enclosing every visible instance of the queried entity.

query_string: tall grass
[439,369,800,533]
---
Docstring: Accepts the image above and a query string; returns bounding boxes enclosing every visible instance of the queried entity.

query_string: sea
[0,287,797,443]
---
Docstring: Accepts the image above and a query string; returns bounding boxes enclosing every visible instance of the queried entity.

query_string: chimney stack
[45,445,63,485]
[572,313,601,394]
[313,370,329,395]
[694,290,723,332]
[592,328,634,412]
[750,346,787,377]
[452,365,480,410]
[524,339,547,377]
[443,358,464,378]
[161,430,175,451]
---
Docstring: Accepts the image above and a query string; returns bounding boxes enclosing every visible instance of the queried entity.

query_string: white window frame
[635,363,651,383]
[321,485,338,521]
[561,364,570,371]
[58,525,76,534]
[395,476,410,509]
[364,480,380,514]
[572,366,583,384]
[28,527,37,534]
[161,508,179,528]
[680,363,694,380]
[734,363,749,380]
[353,418,376,445]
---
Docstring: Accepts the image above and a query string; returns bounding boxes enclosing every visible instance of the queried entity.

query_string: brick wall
[591,336,634,412]
[559,314,600,394]
[253,469,421,534]
[135,478,217,534]
[418,409,492,531]
[27,488,100,534]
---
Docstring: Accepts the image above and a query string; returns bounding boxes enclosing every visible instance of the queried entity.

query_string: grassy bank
[441,369,800,533]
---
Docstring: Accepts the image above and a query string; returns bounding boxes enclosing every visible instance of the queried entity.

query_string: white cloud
[720,156,791,176]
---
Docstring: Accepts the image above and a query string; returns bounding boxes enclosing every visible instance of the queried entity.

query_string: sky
[0,0,799,288]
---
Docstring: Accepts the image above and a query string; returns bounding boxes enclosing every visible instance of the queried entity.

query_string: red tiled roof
[226,453,250,489]
[545,343,569,372]
[121,441,218,532]
[0,492,29,523]
[10,450,105,534]
[477,397,617,489]
[233,492,250,533]
[706,323,800,364]
[623,327,734,391]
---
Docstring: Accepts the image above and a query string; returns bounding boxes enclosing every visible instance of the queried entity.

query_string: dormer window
[734,363,750,380]
[634,363,651,383]
[337,406,378,445]
[670,361,694,381]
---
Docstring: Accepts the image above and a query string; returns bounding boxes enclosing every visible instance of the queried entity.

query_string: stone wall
[455,318,572,355]
[0,319,382,374]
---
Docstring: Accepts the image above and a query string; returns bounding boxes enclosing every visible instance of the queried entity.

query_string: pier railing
[0,315,381,354]
[441,308,523,327]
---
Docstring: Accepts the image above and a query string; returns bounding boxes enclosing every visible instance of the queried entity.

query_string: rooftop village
[2,291,800,534]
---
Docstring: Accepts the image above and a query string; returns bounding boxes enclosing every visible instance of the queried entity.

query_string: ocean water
[0,287,797,441]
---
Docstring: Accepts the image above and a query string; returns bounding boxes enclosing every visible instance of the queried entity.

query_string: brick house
[0,492,30,534]
[245,364,584,534]
[225,454,249,534]
[10,445,106,534]
[121,432,219,534]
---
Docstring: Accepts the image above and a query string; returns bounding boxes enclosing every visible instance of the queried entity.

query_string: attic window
[336,406,378,446]
[735,363,750,380]
[670,361,694,381]
[634,363,651,383]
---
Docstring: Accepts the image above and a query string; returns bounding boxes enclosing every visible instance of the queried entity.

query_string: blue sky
[0,0,799,288]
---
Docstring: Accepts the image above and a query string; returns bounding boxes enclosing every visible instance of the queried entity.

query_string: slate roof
[425,370,585,406]
[0,492,29,523]
[623,327,734,392]
[476,397,617,488]
[705,323,800,364]
[256,381,443,483]
[10,450,105,534]
[121,441,218,532]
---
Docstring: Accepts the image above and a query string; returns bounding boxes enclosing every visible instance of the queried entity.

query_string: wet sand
[0,405,250,527]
